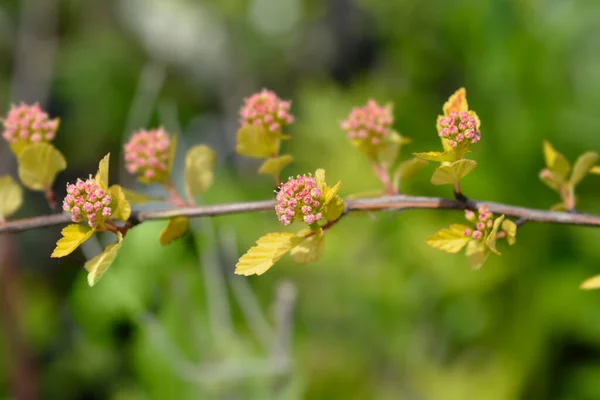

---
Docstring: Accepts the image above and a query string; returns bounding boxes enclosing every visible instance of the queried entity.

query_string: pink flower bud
[124,128,171,183]
[340,99,393,150]
[63,177,113,228]
[1,102,59,146]
[463,228,472,237]
[436,110,481,145]
[472,230,483,240]
[275,175,325,226]
[239,89,294,133]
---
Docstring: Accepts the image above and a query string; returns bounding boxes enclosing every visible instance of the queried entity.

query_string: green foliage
[159,217,190,246]
[258,154,294,177]
[95,153,110,190]
[184,145,216,197]
[290,231,325,264]
[84,233,123,286]
[17,143,66,191]
[430,160,477,186]
[426,224,471,253]
[120,188,162,204]
[109,185,132,221]
[0,175,23,220]
[235,125,281,158]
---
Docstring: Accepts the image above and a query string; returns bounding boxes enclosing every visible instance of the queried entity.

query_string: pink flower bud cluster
[463,206,494,240]
[275,175,324,226]
[1,103,59,145]
[340,100,393,146]
[239,89,294,133]
[124,128,170,182]
[438,111,480,147]
[62,177,112,229]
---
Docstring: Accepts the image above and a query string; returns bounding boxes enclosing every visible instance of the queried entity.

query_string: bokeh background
[2,0,600,399]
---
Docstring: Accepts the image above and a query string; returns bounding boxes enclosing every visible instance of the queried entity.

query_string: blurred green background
[2,0,600,399]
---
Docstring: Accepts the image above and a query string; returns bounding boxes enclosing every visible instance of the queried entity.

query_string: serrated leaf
[426,224,471,253]
[159,217,189,246]
[393,158,428,189]
[323,195,344,221]
[431,159,477,186]
[120,188,162,204]
[235,125,278,158]
[51,224,94,258]
[543,141,570,180]
[184,145,216,197]
[17,143,66,191]
[109,185,131,221]
[485,215,505,255]
[442,87,468,115]
[580,274,600,290]
[0,176,23,220]
[235,232,304,276]
[466,240,490,270]
[258,154,294,177]
[290,231,325,264]
[314,169,326,193]
[95,153,110,190]
[84,233,123,287]
[167,133,177,175]
[324,180,341,205]
[570,151,599,186]
[501,219,517,246]
[413,150,457,162]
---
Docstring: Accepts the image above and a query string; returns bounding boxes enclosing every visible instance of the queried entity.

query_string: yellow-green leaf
[501,219,517,246]
[442,87,468,115]
[393,158,428,189]
[377,131,403,168]
[9,141,31,157]
[466,240,490,270]
[0,176,23,220]
[109,185,131,221]
[430,159,477,186]
[290,231,324,264]
[167,133,178,174]
[413,150,457,163]
[235,125,278,158]
[590,166,600,175]
[184,145,216,196]
[543,141,570,180]
[539,168,560,191]
[17,143,66,191]
[84,233,123,287]
[159,217,189,246]
[570,151,599,186]
[324,180,341,205]
[580,274,600,290]
[550,202,566,211]
[485,215,505,255]
[120,188,162,204]
[426,224,471,253]
[315,169,326,193]
[235,232,304,276]
[323,195,344,222]
[51,224,94,258]
[95,153,110,190]
[258,154,294,177]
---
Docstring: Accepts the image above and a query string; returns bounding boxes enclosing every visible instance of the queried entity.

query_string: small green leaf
[109,185,131,221]
[413,150,457,162]
[580,274,600,290]
[258,155,294,177]
[235,232,304,276]
[485,215,505,255]
[430,159,477,186]
[543,141,570,180]
[590,166,600,175]
[315,169,326,192]
[539,168,561,191]
[550,202,566,211]
[466,240,490,270]
[290,231,325,264]
[0,176,23,220]
[84,233,123,287]
[95,153,110,190]
[393,157,428,189]
[184,145,216,196]
[17,143,66,191]
[323,195,344,222]
[235,125,278,158]
[501,219,517,246]
[120,188,162,204]
[159,217,189,246]
[426,224,471,253]
[9,141,31,157]
[324,180,341,205]
[570,151,599,186]
[376,131,404,168]
[167,133,178,175]
[51,224,94,258]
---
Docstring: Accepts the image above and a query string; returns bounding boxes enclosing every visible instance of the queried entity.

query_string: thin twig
[4,195,600,235]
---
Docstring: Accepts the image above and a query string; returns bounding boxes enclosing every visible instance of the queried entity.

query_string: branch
[3,195,600,235]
